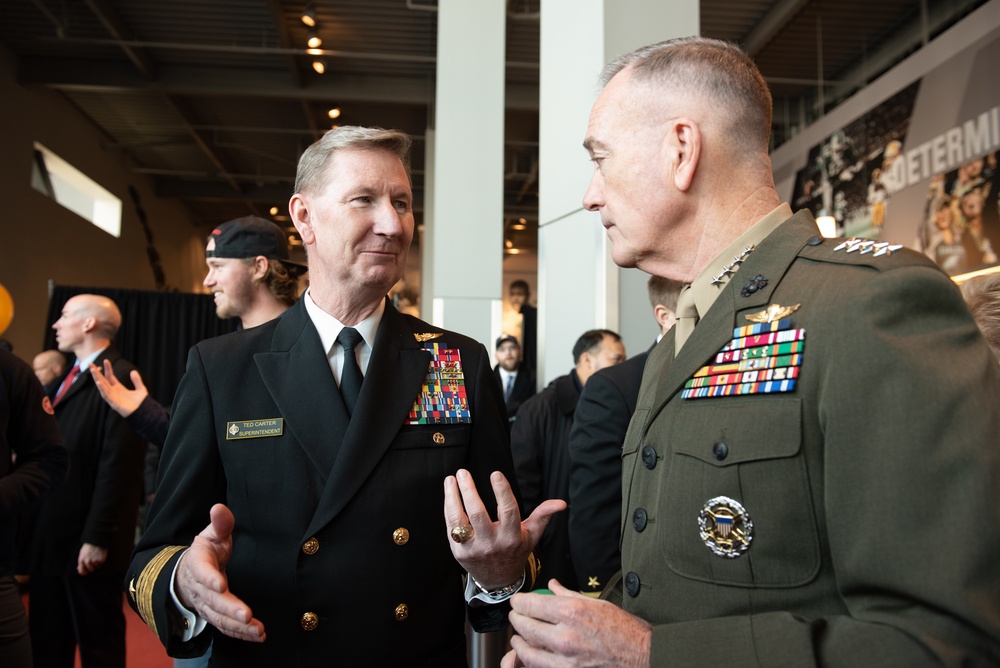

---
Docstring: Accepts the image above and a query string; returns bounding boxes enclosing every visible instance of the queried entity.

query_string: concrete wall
[0,48,206,361]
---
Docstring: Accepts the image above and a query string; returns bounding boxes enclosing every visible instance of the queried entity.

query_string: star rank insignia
[833,237,903,256]
[587,576,600,590]
[711,245,755,285]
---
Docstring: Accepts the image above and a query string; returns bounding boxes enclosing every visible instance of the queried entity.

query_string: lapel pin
[745,303,800,323]
[740,274,768,297]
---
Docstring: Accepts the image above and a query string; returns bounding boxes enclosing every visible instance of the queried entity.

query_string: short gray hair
[600,36,772,155]
[293,126,412,195]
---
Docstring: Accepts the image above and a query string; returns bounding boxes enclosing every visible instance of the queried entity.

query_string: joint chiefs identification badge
[698,496,753,558]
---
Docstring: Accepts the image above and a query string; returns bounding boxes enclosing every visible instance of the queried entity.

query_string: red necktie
[52,365,81,407]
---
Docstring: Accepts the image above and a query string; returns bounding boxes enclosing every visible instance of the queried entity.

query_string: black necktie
[337,327,364,416]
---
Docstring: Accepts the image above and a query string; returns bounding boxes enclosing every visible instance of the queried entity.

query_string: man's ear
[82,316,98,334]
[668,117,701,192]
[251,256,269,281]
[654,304,676,333]
[289,194,315,245]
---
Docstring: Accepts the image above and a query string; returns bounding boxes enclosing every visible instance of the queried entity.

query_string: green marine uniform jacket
[614,210,1000,666]
[126,299,517,667]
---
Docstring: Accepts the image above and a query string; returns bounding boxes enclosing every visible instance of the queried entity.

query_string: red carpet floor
[21,591,172,668]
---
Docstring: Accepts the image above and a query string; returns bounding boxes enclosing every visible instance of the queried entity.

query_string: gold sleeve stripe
[135,545,186,639]
[526,552,540,590]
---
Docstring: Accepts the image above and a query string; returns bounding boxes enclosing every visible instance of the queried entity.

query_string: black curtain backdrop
[42,286,238,408]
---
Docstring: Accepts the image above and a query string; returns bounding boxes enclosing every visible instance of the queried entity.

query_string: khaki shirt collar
[688,203,793,318]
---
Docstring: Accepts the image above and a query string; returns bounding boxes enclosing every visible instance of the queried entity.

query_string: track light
[327,107,341,119]
[312,59,327,74]
[306,28,322,49]
[301,3,317,27]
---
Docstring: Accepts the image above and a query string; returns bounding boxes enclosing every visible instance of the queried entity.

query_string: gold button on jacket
[392,527,409,545]
[302,537,319,555]
[300,612,319,631]
[394,603,409,622]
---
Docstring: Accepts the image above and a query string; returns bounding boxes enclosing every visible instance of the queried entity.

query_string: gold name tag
[226,418,284,440]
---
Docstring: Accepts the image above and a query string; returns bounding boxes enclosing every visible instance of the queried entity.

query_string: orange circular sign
[0,283,13,336]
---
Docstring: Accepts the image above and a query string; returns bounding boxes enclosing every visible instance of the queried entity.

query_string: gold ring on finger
[450,523,475,544]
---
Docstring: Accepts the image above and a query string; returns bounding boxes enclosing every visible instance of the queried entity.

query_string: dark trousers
[28,573,125,668]
[0,570,31,668]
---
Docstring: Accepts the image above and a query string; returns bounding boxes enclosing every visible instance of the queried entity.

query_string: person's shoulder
[520,375,562,410]
[797,236,939,274]
[0,347,30,375]
[595,352,647,383]
[196,317,282,355]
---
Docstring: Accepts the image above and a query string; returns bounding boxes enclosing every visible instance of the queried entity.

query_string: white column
[427,0,507,348]
[537,0,698,383]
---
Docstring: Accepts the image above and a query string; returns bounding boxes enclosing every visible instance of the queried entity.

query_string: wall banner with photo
[788,26,1000,276]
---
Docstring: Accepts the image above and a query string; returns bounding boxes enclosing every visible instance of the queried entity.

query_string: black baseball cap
[206,216,307,274]
[496,334,519,349]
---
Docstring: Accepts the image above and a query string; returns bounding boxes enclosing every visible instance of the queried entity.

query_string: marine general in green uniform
[499,37,1000,667]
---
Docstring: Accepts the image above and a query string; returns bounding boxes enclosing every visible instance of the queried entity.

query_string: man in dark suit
[0,348,67,666]
[502,37,1000,667]
[126,126,562,666]
[493,334,535,422]
[567,275,680,596]
[510,330,625,589]
[25,294,145,668]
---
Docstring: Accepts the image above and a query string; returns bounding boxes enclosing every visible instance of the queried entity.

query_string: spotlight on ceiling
[301,3,317,27]
[307,28,322,49]
[269,206,279,216]
[312,59,327,74]
[327,107,341,119]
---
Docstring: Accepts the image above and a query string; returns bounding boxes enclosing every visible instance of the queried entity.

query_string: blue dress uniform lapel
[255,301,348,480]
[304,301,432,538]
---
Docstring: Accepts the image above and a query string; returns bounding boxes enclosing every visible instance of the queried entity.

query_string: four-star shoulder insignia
[414,332,443,342]
[833,237,903,256]
[745,303,800,323]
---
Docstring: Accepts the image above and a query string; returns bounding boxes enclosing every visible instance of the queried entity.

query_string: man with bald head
[24,294,145,668]
[501,37,1000,666]
[32,348,67,391]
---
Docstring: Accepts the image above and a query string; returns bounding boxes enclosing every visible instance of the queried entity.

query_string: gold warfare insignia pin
[414,332,443,342]
[226,418,284,440]
[698,496,753,558]
[745,303,800,323]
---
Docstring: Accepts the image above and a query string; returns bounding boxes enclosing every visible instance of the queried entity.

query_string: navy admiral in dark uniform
[126,126,563,667]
